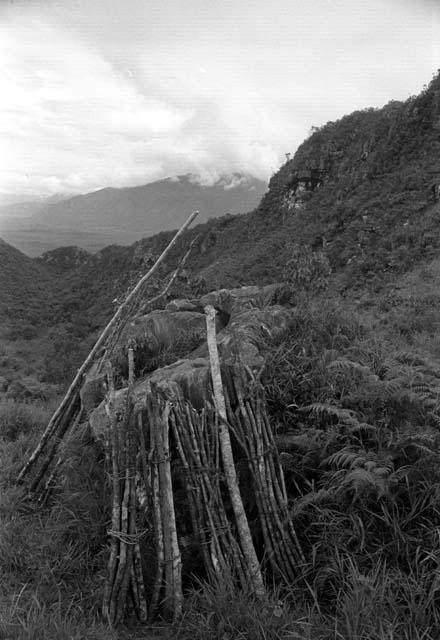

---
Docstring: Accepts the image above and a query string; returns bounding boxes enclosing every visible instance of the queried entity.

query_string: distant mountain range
[0,174,266,256]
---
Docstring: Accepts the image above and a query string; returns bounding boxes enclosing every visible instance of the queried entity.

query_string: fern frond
[364,378,403,400]
[347,422,378,438]
[325,447,366,470]
[328,358,375,378]
[275,430,324,453]
[292,488,336,516]
[302,403,359,425]
[317,348,340,367]
[341,467,389,500]
[394,350,426,366]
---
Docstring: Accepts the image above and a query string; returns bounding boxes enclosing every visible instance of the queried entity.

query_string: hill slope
[195,71,440,288]
[6,72,440,336]
[0,239,57,323]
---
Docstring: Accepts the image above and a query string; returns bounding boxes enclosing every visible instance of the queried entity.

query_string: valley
[0,174,266,256]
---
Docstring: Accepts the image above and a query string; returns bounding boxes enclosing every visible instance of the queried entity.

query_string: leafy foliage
[283,243,331,298]
[2,71,440,639]
[261,298,440,635]
[0,401,111,638]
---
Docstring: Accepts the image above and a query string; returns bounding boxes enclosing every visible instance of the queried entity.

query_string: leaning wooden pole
[18,210,199,484]
[204,304,266,598]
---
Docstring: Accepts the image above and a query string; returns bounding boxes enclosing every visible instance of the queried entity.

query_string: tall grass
[256,298,440,638]
[2,298,440,638]
[0,398,112,639]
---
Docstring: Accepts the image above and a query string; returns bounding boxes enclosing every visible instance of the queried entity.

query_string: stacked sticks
[170,400,251,589]
[102,350,147,626]
[227,371,305,580]
[101,337,305,624]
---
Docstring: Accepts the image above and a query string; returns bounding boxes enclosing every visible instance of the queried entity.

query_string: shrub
[0,398,55,441]
[5,377,53,402]
[283,244,331,299]
[6,323,39,341]
[260,298,440,636]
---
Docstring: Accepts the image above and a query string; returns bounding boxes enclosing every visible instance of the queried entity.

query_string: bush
[0,398,55,440]
[5,376,53,402]
[283,244,331,299]
[259,299,440,636]
[6,323,39,341]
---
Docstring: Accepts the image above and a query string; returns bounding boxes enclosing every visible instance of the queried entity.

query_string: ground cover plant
[3,291,440,639]
[259,297,440,638]
[0,398,114,639]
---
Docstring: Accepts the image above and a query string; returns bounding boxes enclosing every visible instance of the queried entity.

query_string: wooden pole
[204,304,265,598]
[18,210,199,484]
[102,362,121,623]
[156,400,183,620]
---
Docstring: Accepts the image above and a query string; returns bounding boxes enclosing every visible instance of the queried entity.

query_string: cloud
[1,0,439,196]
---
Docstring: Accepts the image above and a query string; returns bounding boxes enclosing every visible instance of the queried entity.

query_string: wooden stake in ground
[102,361,121,624]
[103,350,148,626]
[18,210,199,485]
[204,304,266,598]
[148,394,183,621]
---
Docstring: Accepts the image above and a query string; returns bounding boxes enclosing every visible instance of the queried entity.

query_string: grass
[172,553,440,639]
[174,577,312,640]
[0,399,112,640]
[3,293,440,638]
[255,295,440,638]
[0,599,116,640]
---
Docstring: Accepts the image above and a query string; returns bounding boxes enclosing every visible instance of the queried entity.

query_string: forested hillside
[0,239,57,323]
[31,70,440,328]
[198,70,440,287]
[3,72,440,391]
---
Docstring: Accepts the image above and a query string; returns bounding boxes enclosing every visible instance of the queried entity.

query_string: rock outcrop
[87,283,292,439]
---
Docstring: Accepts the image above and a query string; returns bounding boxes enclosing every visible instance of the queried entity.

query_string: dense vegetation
[2,71,440,638]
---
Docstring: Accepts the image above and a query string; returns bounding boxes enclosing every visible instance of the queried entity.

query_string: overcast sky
[1,0,439,197]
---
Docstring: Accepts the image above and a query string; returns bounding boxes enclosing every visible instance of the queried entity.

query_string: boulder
[165,299,200,313]
[89,357,211,439]
[199,282,286,316]
[113,310,224,363]
[191,305,292,371]
[88,283,293,438]
[80,363,107,416]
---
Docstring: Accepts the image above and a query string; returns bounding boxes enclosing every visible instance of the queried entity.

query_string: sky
[1,0,440,197]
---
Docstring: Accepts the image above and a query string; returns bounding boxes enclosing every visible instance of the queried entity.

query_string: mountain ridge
[0,173,266,256]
